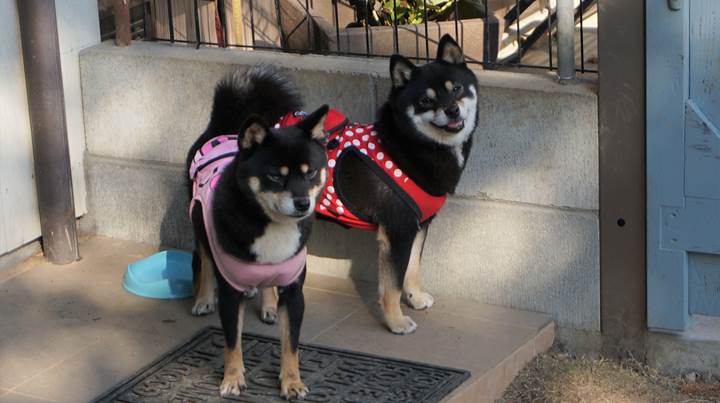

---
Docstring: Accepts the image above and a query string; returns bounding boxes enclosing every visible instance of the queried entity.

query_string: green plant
[349,0,485,26]
[380,0,456,25]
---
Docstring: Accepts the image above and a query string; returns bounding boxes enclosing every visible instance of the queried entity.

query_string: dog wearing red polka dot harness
[279,35,478,335]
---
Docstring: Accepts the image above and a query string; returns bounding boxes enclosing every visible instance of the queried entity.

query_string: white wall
[0,1,99,256]
[0,1,41,255]
[56,0,101,216]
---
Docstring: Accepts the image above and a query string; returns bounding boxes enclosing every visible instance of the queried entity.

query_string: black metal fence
[117,0,597,74]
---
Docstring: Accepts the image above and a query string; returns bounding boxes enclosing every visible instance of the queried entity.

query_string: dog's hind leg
[278,270,308,399]
[378,225,418,335]
[403,225,434,310]
[191,243,217,315]
[259,287,278,324]
[218,279,247,397]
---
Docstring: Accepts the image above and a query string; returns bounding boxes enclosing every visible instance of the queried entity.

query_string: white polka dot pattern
[312,121,420,227]
[274,111,446,231]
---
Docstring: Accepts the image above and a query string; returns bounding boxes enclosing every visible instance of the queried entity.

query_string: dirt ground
[502,351,720,402]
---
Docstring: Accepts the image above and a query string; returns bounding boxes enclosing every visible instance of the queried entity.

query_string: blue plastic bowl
[123,250,193,299]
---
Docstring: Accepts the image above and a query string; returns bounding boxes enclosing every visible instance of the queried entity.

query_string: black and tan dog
[246,35,478,335]
[186,66,328,398]
[321,35,479,334]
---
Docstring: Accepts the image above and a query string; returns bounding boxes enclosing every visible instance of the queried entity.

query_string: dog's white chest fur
[251,221,302,263]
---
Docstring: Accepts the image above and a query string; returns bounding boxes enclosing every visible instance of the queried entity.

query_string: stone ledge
[84,154,599,330]
[80,41,598,210]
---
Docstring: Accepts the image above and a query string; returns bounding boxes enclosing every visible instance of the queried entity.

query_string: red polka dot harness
[276,109,447,231]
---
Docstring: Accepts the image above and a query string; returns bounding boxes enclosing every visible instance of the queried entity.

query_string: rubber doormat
[93,326,470,402]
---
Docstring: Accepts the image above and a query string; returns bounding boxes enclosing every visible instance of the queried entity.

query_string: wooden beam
[598,0,647,357]
[113,0,131,46]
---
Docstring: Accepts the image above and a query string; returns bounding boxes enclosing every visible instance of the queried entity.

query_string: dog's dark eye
[418,96,433,107]
[305,169,318,180]
[267,174,282,183]
[452,84,463,95]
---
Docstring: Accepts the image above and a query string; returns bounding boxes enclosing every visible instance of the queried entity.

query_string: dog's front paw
[261,306,278,324]
[219,373,247,397]
[191,294,216,316]
[280,378,308,400]
[404,291,435,310]
[387,315,418,335]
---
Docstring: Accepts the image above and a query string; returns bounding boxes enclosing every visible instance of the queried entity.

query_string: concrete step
[0,236,553,402]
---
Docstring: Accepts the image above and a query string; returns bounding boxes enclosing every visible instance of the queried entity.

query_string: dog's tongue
[446,119,464,129]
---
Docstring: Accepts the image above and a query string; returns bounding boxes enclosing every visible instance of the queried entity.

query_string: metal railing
[131,0,597,75]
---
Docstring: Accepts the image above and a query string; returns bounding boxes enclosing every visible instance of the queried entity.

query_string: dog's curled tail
[208,65,302,134]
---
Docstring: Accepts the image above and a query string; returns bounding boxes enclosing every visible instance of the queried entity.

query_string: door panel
[689,1,720,131]
[690,253,720,317]
[647,0,720,332]
[685,102,720,200]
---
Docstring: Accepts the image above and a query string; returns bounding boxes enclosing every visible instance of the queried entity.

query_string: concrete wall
[79,41,599,331]
[0,1,99,258]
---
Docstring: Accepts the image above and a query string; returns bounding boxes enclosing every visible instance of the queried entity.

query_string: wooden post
[598,0,646,357]
[16,0,80,264]
[113,0,131,46]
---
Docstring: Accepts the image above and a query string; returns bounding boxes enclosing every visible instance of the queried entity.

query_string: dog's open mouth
[431,119,465,133]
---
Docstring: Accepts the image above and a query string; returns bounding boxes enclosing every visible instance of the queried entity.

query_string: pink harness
[189,135,306,292]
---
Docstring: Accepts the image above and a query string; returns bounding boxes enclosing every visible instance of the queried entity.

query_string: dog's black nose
[445,104,461,119]
[294,197,311,212]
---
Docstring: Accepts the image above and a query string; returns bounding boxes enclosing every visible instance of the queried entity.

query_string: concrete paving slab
[310,303,540,374]
[1,237,553,401]
[0,391,55,403]
[13,330,179,403]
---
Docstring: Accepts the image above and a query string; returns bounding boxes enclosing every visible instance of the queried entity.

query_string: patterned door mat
[94,326,470,402]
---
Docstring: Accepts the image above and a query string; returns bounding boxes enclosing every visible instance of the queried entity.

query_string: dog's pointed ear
[437,34,464,65]
[390,55,417,88]
[297,104,329,141]
[238,114,269,150]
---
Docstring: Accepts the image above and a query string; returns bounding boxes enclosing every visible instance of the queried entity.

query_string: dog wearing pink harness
[188,134,306,292]
[186,65,330,399]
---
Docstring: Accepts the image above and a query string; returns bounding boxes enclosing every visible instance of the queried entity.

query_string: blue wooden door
[647,0,720,332]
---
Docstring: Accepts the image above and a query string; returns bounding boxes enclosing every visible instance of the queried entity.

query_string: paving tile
[0,391,56,403]
[14,330,178,403]
[214,288,364,342]
[304,272,376,300]
[431,297,552,332]
[0,254,44,285]
[304,274,552,333]
[0,313,101,389]
[535,322,556,354]
[310,302,537,375]
[1,236,554,402]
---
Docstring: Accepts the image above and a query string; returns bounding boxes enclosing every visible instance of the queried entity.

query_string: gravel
[501,351,720,402]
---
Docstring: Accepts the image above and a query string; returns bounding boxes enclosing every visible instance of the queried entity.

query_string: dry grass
[502,352,720,402]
